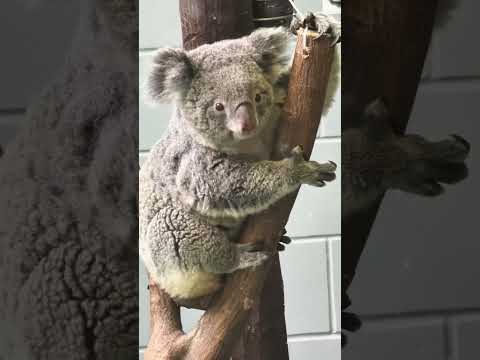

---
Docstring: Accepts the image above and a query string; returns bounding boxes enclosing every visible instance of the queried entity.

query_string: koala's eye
[215,103,225,112]
[255,93,262,103]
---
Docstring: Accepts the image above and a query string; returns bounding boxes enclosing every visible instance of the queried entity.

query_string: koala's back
[139,128,228,298]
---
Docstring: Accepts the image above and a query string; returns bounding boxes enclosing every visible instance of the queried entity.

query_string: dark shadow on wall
[0,1,139,359]
[342,0,480,359]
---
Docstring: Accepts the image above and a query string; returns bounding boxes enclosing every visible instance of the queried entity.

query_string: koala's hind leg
[195,225,271,275]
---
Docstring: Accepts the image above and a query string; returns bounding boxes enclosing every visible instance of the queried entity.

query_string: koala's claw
[289,145,337,186]
[291,12,341,46]
[342,311,362,348]
[451,134,470,150]
[277,229,292,252]
[304,160,337,186]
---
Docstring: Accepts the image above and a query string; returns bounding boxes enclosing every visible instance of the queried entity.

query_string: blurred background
[343,1,480,359]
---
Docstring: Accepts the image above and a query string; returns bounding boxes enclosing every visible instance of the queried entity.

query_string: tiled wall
[345,1,480,359]
[139,1,341,359]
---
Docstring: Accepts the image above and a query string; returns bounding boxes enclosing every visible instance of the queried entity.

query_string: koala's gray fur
[342,99,470,217]
[140,26,339,300]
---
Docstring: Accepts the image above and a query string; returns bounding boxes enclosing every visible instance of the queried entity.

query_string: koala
[342,98,470,218]
[140,26,339,302]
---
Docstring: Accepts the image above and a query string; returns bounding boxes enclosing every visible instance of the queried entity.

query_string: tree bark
[342,0,439,300]
[179,0,254,50]
[180,1,289,359]
[145,3,336,359]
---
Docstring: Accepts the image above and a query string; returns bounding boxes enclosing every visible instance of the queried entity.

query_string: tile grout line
[359,308,480,322]
[287,332,341,342]
[443,316,454,360]
[419,77,480,91]
[326,237,339,334]
[324,237,335,334]
[0,108,26,116]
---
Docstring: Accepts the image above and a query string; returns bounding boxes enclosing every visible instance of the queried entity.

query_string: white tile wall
[347,1,480,359]
[343,317,447,360]
[280,239,332,334]
[138,1,341,359]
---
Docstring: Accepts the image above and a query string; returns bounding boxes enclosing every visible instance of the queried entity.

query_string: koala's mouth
[231,128,258,140]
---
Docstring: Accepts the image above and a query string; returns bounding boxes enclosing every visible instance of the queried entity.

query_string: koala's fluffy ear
[147,48,194,102]
[247,27,291,82]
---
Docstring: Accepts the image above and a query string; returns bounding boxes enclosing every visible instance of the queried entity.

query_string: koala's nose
[232,102,256,134]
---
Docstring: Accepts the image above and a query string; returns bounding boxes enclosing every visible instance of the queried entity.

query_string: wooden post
[342,0,439,307]
[145,3,336,359]
[179,0,254,50]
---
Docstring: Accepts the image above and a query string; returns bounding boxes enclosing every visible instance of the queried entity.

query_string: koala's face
[182,59,276,147]
[148,27,290,150]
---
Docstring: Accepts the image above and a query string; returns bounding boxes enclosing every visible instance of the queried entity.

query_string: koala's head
[147,27,291,150]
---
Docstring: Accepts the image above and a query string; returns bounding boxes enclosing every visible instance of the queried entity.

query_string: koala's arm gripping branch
[178,157,305,219]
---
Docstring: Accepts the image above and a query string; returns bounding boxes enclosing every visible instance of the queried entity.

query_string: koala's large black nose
[232,103,256,134]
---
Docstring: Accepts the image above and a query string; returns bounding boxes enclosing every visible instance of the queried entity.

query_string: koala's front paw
[397,134,470,196]
[290,145,337,187]
[291,12,341,45]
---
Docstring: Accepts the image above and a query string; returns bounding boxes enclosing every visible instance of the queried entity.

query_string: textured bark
[342,0,439,297]
[179,0,254,51]
[144,21,335,359]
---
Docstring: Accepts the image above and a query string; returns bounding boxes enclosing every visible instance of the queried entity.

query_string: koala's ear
[247,27,291,81]
[147,48,194,102]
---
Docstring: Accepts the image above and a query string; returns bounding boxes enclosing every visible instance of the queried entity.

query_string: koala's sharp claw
[421,181,445,196]
[450,134,471,152]
[277,243,286,251]
[329,160,337,170]
[280,235,292,245]
[342,312,362,332]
